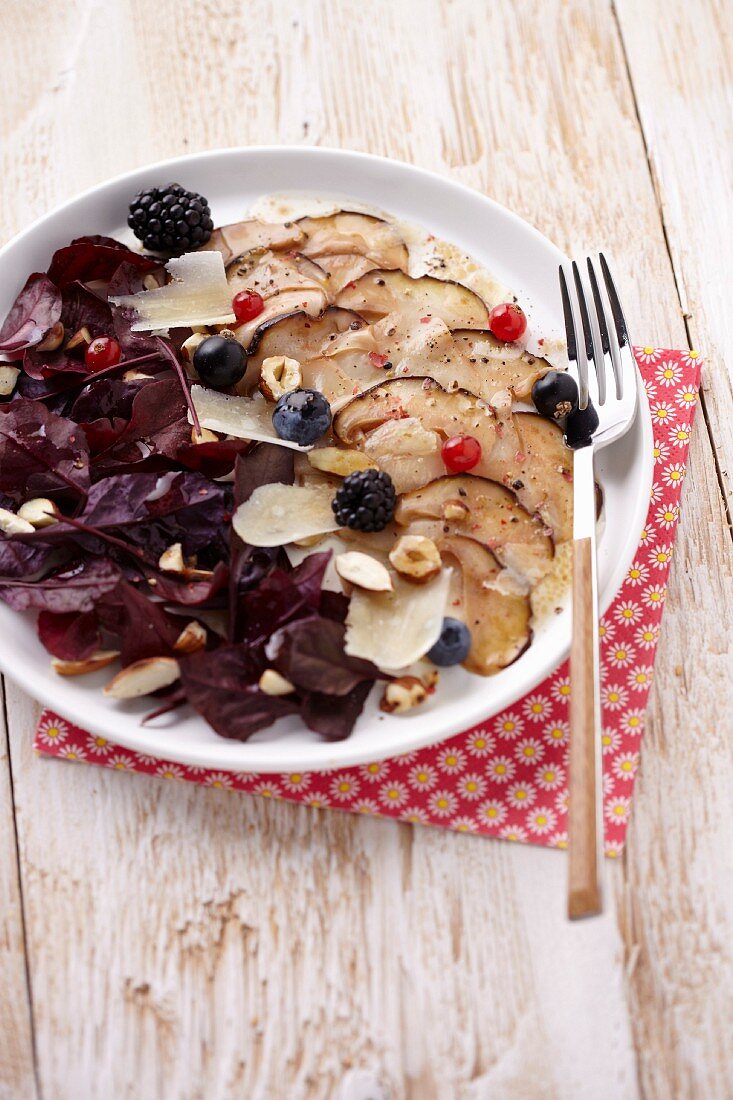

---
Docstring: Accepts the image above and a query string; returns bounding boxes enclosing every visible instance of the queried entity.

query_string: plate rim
[0,145,653,772]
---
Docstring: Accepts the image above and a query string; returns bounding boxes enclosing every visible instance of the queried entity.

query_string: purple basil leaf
[319,589,350,624]
[0,558,120,612]
[0,534,55,579]
[140,560,229,606]
[175,437,253,479]
[238,552,331,647]
[60,282,113,339]
[22,345,90,380]
[0,399,90,502]
[178,643,299,741]
[47,237,158,289]
[0,274,62,355]
[300,680,374,741]
[267,616,382,697]
[114,581,184,666]
[37,609,100,661]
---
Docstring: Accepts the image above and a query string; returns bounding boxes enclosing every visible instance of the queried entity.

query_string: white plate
[0,147,652,772]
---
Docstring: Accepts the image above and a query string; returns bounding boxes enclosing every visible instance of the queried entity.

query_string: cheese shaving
[110,251,236,330]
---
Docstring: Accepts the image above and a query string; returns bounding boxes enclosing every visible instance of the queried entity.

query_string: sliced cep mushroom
[334,378,572,541]
[226,249,331,350]
[452,329,552,399]
[240,307,367,395]
[335,269,490,330]
[232,483,342,546]
[345,568,452,669]
[297,211,409,270]
[199,219,306,265]
[316,253,382,293]
[438,536,531,676]
[189,385,310,451]
[395,476,554,585]
[362,416,445,494]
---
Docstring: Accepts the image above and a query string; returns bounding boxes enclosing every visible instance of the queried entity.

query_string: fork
[559,255,639,920]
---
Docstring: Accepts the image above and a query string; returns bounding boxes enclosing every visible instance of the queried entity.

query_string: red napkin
[34,348,701,854]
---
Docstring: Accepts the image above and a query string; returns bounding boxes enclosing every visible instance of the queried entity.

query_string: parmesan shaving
[110,252,236,330]
[345,568,451,669]
[189,385,309,451]
[232,483,342,547]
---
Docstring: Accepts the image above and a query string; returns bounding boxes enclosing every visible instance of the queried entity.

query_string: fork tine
[559,265,589,410]
[598,253,629,398]
[573,260,606,406]
[586,257,621,400]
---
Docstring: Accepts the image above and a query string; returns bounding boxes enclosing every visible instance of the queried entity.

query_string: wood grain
[0,1,731,1097]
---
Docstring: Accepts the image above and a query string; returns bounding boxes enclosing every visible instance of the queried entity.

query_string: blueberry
[531,370,579,421]
[193,335,246,390]
[427,617,472,666]
[564,399,600,449]
[272,388,332,446]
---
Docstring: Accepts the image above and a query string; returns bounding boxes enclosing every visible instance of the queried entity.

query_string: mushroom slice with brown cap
[316,253,382,293]
[241,307,367,394]
[226,249,331,350]
[297,211,409,270]
[438,535,531,676]
[335,270,490,330]
[396,476,554,584]
[199,220,306,265]
[452,329,551,400]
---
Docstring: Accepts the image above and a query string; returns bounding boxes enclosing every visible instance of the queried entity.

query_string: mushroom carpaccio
[203,197,575,680]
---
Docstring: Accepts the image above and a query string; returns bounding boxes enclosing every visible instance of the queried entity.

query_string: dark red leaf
[0,399,90,502]
[140,560,229,605]
[47,236,158,289]
[267,616,382,696]
[114,581,184,666]
[60,282,113,339]
[0,534,55,579]
[0,558,120,612]
[37,609,100,660]
[300,680,374,741]
[0,274,62,355]
[238,552,331,646]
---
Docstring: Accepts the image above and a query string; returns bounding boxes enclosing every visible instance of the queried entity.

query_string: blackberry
[332,469,396,532]
[127,183,214,255]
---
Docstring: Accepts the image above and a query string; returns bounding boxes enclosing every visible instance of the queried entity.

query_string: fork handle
[568,444,604,919]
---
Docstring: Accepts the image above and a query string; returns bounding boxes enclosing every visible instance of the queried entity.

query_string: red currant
[85,336,122,372]
[489,302,527,342]
[442,435,482,473]
[232,290,264,323]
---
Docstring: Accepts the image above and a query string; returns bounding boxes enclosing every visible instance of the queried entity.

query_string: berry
[442,434,481,473]
[427,618,472,666]
[564,400,600,449]
[531,370,579,421]
[332,469,396,532]
[489,302,527,342]
[193,335,246,390]
[233,290,264,324]
[127,183,214,255]
[272,388,332,446]
[85,336,121,373]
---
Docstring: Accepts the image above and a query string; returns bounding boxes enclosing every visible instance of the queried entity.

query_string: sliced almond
[389,535,442,584]
[173,621,207,654]
[37,322,65,351]
[0,508,34,535]
[17,498,60,528]
[259,669,296,696]
[191,426,219,444]
[259,355,302,401]
[65,325,92,350]
[52,650,120,677]
[335,551,393,592]
[307,447,378,477]
[292,533,327,548]
[159,543,186,573]
[123,369,155,382]
[0,366,20,396]
[103,656,180,699]
[380,676,428,714]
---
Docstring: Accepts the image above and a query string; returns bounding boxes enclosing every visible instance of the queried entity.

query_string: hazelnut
[441,498,470,522]
[380,676,428,714]
[259,669,296,696]
[37,322,65,352]
[389,535,442,584]
[173,621,207,654]
[259,355,302,401]
[65,326,92,350]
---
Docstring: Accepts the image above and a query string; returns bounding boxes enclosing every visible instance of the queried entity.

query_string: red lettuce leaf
[0,399,90,502]
[0,534,56,579]
[139,560,229,606]
[60,282,113,339]
[238,552,331,647]
[0,274,62,355]
[113,581,185,666]
[300,680,374,741]
[178,643,299,741]
[267,616,382,696]
[37,609,100,661]
[0,558,120,612]
[47,236,158,289]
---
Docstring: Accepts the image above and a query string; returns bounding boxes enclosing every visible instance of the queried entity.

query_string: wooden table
[1,2,731,1097]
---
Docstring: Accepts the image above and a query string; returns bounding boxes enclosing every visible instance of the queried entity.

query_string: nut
[307,447,377,477]
[52,650,120,677]
[123,369,154,382]
[182,332,209,363]
[159,543,186,573]
[421,667,440,691]
[65,325,92,350]
[259,355,302,401]
[0,366,20,396]
[441,498,470,522]
[103,656,180,699]
[173,620,207,654]
[17,498,60,528]
[0,507,34,535]
[335,551,393,592]
[191,426,219,444]
[143,273,161,291]
[379,676,428,714]
[259,669,296,696]
[389,535,442,584]
[37,322,65,352]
